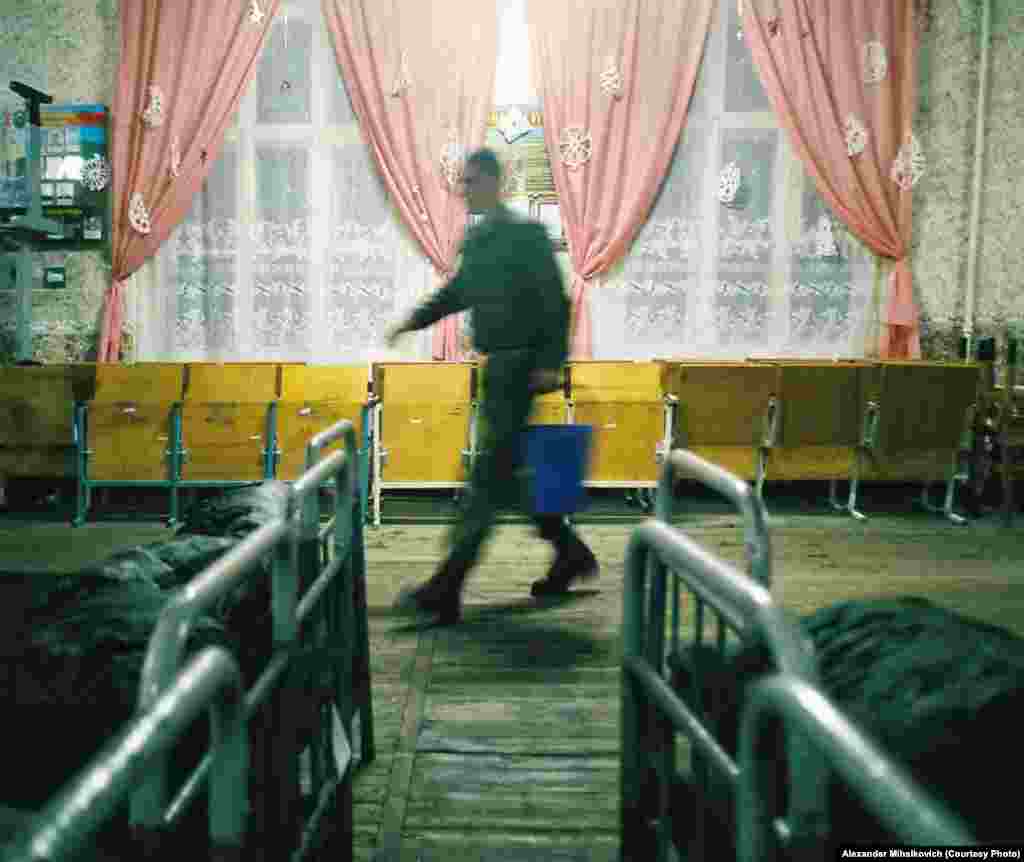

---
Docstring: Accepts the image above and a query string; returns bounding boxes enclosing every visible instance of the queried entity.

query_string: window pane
[787,176,870,353]
[257,13,313,124]
[725,1,771,113]
[253,146,312,356]
[174,149,239,355]
[716,129,778,269]
[326,144,397,354]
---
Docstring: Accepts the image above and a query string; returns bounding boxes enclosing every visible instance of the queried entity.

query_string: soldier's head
[461,148,502,214]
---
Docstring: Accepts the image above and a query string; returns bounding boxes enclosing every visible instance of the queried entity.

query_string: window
[151,0,432,362]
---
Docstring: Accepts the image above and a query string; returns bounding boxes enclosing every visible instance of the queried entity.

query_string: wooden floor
[354,509,1024,862]
[2,495,1024,861]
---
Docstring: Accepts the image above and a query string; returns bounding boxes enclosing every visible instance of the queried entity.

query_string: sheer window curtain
[134,0,434,363]
[132,0,874,363]
[589,0,874,359]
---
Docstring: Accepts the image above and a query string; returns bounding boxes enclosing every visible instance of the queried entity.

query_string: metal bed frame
[6,419,374,862]
[621,448,976,861]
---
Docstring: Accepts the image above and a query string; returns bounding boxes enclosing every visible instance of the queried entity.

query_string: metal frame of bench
[72,400,374,529]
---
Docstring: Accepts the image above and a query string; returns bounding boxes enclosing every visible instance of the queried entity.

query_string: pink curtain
[526,0,714,359]
[742,0,923,358]
[322,0,497,361]
[99,0,280,361]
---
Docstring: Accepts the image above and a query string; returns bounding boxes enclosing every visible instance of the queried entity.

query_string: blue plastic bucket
[521,424,593,515]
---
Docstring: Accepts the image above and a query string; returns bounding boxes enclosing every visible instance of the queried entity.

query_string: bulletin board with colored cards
[37,104,109,245]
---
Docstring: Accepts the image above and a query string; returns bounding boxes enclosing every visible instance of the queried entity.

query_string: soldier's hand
[529,368,562,394]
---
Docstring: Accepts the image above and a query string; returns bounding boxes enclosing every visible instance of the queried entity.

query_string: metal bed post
[1,647,249,862]
[655,448,772,589]
[620,518,826,862]
[130,516,293,848]
[736,675,976,861]
[623,450,824,862]
[305,420,375,769]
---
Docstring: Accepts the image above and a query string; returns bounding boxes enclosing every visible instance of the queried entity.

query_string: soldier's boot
[530,517,599,597]
[393,557,468,625]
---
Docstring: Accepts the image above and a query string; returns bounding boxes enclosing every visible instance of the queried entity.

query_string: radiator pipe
[962,0,993,359]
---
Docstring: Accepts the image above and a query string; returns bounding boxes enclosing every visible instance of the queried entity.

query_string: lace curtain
[135,0,873,363]
[589,0,875,359]
[136,0,433,363]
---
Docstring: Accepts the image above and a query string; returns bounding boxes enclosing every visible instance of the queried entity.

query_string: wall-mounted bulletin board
[36,103,109,246]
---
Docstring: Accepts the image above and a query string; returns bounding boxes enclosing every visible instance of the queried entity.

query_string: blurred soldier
[385,148,598,624]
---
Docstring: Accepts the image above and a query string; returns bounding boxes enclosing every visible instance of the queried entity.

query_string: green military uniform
[403,206,595,598]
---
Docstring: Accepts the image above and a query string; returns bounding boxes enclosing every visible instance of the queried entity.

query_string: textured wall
[915,0,1024,363]
[0,0,117,362]
[1,0,1020,363]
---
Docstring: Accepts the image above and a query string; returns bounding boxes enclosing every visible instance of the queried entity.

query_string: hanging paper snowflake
[717,161,742,205]
[439,128,466,189]
[891,132,925,191]
[558,125,593,171]
[844,114,868,157]
[128,192,152,235]
[814,214,840,258]
[600,57,623,100]
[391,51,411,98]
[862,41,888,84]
[248,0,266,26]
[497,107,530,144]
[170,137,182,178]
[81,155,110,192]
[141,85,165,128]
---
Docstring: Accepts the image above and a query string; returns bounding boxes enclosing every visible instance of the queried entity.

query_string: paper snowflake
[814,215,840,258]
[82,155,110,192]
[717,162,742,205]
[891,132,925,191]
[129,192,152,235]
[844,114,868,157]
[141,84,165,129]
[248,0,265,26]
[558,125,593,171]
[439,129,466,189]
[600,57,623,100]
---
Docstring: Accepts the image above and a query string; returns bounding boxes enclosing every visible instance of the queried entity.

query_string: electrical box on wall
[36,103,109,246]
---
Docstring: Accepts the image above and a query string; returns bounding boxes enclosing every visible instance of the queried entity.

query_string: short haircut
[465,147,502,180]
